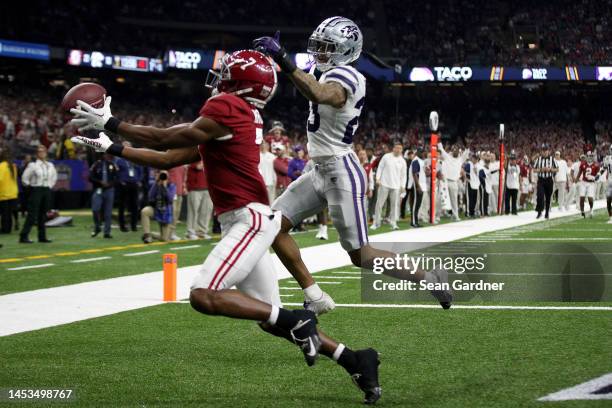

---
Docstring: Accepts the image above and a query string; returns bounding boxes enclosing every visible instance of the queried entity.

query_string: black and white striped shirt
[534,156,557,179]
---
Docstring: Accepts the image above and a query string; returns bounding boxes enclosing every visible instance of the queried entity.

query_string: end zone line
[281,303,612,311]
[7,263,55,271]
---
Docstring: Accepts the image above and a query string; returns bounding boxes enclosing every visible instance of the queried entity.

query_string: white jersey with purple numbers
[306,65,366,158]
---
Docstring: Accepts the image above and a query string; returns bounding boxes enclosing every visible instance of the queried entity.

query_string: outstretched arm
[72,132,201,169]
[253,31,346,108]
[120,146,201,169]
[287,70,347,108]
[71,97,231,150]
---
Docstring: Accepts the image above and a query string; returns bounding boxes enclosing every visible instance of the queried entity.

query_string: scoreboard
[67,49,163,73]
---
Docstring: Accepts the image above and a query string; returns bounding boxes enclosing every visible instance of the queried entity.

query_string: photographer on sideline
[141,170,176,243]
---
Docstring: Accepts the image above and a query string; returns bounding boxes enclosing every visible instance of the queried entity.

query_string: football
[60,82,106,112]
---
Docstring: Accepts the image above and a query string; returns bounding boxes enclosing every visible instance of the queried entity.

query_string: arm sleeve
[89,163,101,184]
[21,163,33,186]
[48,165,58,188]
[411,160,420,174]
[438,144,450,161]
[376,156,386,181]
[287,161,297,180]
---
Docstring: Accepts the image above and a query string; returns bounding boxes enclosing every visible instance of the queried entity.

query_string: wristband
[274,48,297,74]
[107,143,124,157]
[105,117,122,134]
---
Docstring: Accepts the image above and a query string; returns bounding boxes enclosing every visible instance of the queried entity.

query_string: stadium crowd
[2,0,611,64]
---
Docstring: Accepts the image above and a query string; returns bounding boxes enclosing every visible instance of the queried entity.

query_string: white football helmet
[307,16,363,72]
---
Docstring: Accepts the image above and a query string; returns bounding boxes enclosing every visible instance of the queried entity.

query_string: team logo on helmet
[340,25,360,41]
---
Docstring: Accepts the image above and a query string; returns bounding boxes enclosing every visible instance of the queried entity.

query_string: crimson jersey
[198,93,269,215]
[579,162,600,182]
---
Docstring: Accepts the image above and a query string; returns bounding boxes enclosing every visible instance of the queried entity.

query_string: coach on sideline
[19,145,57,243]
[533,144,558,219]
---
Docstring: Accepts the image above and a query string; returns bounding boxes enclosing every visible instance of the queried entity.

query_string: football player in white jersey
[254,17,452,320]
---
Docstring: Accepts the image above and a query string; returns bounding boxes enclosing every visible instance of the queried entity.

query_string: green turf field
[1,209,611,406]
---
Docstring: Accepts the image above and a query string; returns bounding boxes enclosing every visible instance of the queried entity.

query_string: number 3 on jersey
[342,96,365,144]
[308,97,365,144]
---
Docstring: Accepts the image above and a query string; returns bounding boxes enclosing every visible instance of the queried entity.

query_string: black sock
[337,348,359,374]
[274,308,299,331]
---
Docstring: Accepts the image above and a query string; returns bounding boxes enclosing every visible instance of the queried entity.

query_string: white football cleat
[315,224,328,240]
[370,224,379,230]
[589,209,594,218]
[391,223,399,230]
[607,217,612,224]
[304,290,336,315]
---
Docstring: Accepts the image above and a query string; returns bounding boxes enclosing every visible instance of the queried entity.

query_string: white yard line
[282,303,612,311]
[169,245,201,250]
[315,276,361,280]
[7,263,55,271]
[70,256,112,263]
[0,199,607,337]
[332,271,363,274]
[123,250,160,257]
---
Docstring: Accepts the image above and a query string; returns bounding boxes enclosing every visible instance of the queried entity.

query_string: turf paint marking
[169,245,201,250]
[123,250,160,257]
[281,303,612,311]
[279,287,303,290]
[315,276,361,280]
[70,257,112,264]
[7,263,55,271]
[538,373,612,401]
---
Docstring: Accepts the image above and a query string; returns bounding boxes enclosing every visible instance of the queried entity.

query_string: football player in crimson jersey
[577,151,600,218]
[254,18,452,316]
[69,50,381,404]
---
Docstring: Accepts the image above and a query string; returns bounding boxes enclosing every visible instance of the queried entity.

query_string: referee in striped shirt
[533,143,558,219]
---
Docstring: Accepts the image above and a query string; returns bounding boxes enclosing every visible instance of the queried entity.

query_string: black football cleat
[351,348,382,405]
[289,309,321,366]
[429,269,453,309]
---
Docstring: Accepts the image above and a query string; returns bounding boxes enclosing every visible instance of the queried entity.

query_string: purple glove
[253,31,296,73]
[253,31,282,58]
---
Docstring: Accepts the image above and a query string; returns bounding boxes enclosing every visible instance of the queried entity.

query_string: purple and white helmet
[307,16,363,72]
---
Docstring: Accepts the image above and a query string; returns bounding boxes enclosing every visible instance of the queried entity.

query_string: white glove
[437,142,443,150]
[71,132,114,152]
[304,290,336,315]
[70,96,113,132]
[400,192,406,199]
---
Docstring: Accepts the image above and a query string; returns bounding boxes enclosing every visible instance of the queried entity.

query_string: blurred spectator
[141,170,176,243]
[372,142,406,230]
[89,153,118,238]
[0,148,18,233]
[287,146,306,181]
[259,141,277,204]
[168,164,187,241]
[115,145,142,232]
[186,161,213,240]
[273,143,290,196]
[19,145,56,243]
